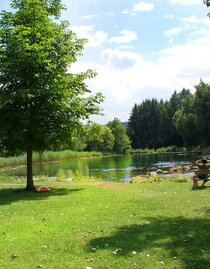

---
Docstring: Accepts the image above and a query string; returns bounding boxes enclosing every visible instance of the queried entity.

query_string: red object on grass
[36,187,51,193]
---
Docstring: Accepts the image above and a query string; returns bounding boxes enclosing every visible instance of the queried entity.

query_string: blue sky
[1,0,210,123]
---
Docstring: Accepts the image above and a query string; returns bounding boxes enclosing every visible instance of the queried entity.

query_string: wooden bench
[194,169,210,188]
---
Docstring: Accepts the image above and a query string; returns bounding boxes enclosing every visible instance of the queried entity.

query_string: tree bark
[26,146,35,191]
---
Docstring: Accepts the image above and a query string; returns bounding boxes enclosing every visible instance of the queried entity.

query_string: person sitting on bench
[192,157,210,189]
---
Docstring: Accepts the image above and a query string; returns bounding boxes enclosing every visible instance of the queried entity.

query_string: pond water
[1,152,200,182]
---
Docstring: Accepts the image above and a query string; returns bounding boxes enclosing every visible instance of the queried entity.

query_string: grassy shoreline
[127,146,210,155]
[1,179,210,269]
[1,146,209,171]
[0,150,103,170]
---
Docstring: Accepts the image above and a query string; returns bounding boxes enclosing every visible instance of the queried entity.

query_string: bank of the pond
[1,180,210,269]
[1,146,209,171]
[0,171,192,186]
[0,150,203,182]
[128,146,210,155]
[0,150,105,170]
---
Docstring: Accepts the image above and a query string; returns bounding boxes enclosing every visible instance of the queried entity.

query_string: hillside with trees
[127,80,210,149]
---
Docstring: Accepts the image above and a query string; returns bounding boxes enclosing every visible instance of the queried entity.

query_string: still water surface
[1,153,200,182]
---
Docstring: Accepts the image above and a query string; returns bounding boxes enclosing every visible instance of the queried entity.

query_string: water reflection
[0,152,200,181]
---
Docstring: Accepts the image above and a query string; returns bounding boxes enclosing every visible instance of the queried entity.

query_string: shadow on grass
[88,215,210,269]
[0,187,82,206]
[192,186,210,191]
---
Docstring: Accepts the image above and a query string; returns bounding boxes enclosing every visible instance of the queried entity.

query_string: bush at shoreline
[0,150,102,169]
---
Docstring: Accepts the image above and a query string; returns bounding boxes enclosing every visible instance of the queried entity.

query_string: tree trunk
[26,146,35,191]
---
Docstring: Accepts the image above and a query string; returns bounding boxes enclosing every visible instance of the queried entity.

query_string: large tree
[173,81,210,147]
[86,123,114,152]
[127,104,140,149]
[167,90,184,146]
[193,80,210,146]
[128,99,162,149]
[203,1,210,16]
[156,99,171,147]
[173,94,199,146]
[107,118,131,153]
[0,0,103,190]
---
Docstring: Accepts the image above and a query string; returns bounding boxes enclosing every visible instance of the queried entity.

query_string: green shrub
[56,169,66,181]
[130,176,147,183]
[172,175,190,183]
[55,169,100,182]
[203,147,210,155]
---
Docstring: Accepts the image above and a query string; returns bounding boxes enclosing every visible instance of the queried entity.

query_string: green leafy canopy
[0,0,103,153]
[0,0,103,190]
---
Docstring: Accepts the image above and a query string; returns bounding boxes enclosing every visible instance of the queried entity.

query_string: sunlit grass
[0,150,102,169]
[127,146,201,155]
[1,179,210,269]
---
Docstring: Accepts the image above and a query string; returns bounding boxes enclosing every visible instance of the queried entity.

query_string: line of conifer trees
[127,80,210,149]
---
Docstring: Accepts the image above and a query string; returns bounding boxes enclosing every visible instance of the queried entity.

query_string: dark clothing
[196,164,210,181]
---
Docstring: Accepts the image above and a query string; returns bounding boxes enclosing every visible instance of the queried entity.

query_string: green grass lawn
[0,179,210,269]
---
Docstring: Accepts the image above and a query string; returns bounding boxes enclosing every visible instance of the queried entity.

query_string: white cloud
[80,14,99,20]
[71,25,108,47]
[164,26,184,39]
[164,26,189,43]
[109,30,138,44]
[164,15,210,42]
[133,2,154,12]
[121,8,136,16]
[121,9,130,15]
[178,15,209,25]
[101,48,141,68]
[165,14,176,19]
[71,32,210,123]
[67,3,210,124]
[121,2,154,16]
[71,26,138,47]
[169,0,201,5]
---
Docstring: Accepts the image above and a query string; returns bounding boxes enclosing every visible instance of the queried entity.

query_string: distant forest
[127,80,210,149]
